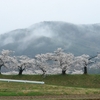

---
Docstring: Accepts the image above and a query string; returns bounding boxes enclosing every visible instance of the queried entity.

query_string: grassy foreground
[0,74,100,96]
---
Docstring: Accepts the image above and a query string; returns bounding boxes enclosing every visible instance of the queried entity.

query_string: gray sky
[0,0,100,34]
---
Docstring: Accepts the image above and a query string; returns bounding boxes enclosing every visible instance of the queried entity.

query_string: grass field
[0,74,100,99]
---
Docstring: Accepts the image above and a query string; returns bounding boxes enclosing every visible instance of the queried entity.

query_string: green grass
[0,74,100,96]
[43,74,100,88]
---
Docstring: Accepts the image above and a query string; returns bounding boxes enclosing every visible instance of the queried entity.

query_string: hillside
[0,21,100,56]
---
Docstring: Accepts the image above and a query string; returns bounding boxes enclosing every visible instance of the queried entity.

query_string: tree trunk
[0,66,2,74]
[84,66,87,74]
[42,70,46,78]
[62,70,66,75]
[18,69,23,75]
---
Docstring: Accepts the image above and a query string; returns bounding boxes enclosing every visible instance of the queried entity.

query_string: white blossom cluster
[0,48,99,75]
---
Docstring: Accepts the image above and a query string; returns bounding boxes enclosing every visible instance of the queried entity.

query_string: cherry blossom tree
[0,48,99,75]
[52,48,74,75]
[11,55,35,75]
[35,53,50,77]
[0,49,14,74]
[90,54,100,72]
[0,49,35,75]
[74,54,97,74]
[0,58,4,74]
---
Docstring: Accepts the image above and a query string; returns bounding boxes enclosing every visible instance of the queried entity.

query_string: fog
[0,21,100,56]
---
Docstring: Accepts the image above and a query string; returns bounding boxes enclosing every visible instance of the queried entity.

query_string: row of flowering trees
[0,48,100,75]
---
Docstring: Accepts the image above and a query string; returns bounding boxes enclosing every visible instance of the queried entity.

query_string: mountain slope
[0,21,100,56]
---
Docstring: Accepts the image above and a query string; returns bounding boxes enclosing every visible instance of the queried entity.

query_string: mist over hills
[0,21,100,57]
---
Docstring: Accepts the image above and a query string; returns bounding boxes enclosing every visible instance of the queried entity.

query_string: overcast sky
[0,0,100,34]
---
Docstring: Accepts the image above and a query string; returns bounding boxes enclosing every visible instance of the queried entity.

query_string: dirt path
[0,94,100,100]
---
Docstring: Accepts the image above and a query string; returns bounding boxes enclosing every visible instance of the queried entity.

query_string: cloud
[29,22,54,38]
[3,37,14,45]
[1,21,100,56]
